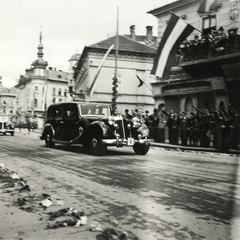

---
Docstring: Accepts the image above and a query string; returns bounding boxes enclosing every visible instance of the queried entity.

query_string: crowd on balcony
[123,104,239,153]
[178,27,240,61]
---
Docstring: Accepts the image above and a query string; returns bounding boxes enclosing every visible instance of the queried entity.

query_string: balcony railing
[179,32,240,62]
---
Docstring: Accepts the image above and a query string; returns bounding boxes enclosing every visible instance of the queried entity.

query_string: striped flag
[151,13,195,80]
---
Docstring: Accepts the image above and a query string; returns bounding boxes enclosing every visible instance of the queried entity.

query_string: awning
[198,0,222,13]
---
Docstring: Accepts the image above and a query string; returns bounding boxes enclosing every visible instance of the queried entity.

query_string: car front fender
[86,121,108,136]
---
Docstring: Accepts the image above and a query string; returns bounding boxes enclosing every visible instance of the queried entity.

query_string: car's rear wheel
[133,143,150,155]
[88,131,107,156]
[45,133,55,148]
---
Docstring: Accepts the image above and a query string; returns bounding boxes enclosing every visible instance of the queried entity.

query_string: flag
[136,75,153,92]
[89,44,114,95]
[136,75,144,87]
[151,13,195,80]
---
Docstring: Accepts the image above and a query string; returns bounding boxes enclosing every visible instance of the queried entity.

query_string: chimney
[146,26,153,42]
[130,25,136,40]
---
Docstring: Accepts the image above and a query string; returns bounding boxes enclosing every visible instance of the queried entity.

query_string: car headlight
[102,124,108,135]
[141,128,149,137]
[137,124,149,137]
[108,116,115,125]
[132,117,141,128]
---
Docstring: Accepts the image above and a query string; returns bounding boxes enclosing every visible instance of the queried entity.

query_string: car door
[53,105,64,140]
[60,103,79,141]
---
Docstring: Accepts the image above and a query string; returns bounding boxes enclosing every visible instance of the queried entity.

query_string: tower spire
[37,29,44,58]
[31,28,48,69]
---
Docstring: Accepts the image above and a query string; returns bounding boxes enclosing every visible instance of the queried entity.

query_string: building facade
[0,76,16,121]
[148,0,240,114]
[68,53,81,95]
[73,28,158,115]
[15,32,69,129]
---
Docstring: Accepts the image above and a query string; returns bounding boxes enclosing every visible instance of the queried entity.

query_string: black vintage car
[40,102,151,156]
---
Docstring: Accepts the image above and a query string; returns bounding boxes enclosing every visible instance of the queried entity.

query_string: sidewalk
[151,141,240,155]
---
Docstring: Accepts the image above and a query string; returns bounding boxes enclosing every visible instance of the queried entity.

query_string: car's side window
[52,107,62,120]
[63,104,78,119]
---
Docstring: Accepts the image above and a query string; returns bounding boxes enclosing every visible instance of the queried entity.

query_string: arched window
[42,86,45,95]
[58,88,62,96]
[185,97,193,113]
[52,88,56,96]
[219,101,226,111]
[64,89,67,97]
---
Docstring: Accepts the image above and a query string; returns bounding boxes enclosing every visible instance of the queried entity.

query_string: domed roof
[70,53,81,61]
[32,58,48,68]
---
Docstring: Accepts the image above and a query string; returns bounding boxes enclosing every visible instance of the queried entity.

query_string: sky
[0,0,176,88]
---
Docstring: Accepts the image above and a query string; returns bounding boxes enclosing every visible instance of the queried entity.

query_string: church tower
[31,31,48,76]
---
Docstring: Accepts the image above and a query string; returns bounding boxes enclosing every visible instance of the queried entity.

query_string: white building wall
[76,52,155,115]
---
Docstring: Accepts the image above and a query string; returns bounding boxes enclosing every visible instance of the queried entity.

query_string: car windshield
[80,104,110,117]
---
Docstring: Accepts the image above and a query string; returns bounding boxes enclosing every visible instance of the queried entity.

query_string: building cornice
[147,0,198,16]
[47,78,68,83]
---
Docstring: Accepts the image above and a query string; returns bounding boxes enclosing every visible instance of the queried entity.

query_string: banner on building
[151,12,195,80]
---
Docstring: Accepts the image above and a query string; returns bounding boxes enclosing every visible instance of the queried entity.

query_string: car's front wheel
[45,133,55,148]
[133,143,150,155]
[88,131,107,156]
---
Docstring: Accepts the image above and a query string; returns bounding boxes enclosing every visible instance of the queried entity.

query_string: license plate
[127,138,134,146]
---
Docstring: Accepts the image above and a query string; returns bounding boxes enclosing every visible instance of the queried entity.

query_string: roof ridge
[120,35,157,50]
[89,34,157,52]
[89,35,116,48]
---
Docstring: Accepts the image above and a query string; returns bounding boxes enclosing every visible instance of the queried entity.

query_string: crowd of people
[179,26,240,61]
[123,105,240,153]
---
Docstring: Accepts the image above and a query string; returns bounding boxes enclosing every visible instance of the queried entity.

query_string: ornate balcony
[178,30,240,78]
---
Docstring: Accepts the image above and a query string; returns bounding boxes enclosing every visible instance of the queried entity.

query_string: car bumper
[102,137,153,147]
[0,129,14,133]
